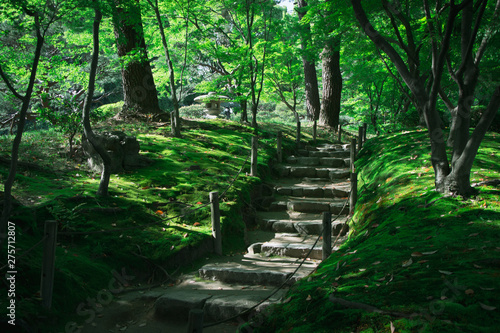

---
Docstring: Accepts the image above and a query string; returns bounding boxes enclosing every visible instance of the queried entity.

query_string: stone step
[198,254,319,287]
[286,156,347,168]
[275,185,349,198]
[298,149,350,158]
[256,211,349,235]
[269,197,349,214]
[253,233,347,260]
[275,166,350,179]
[154,275,287,322]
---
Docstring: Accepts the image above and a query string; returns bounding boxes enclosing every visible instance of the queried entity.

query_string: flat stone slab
[198,254,319,287]
[155,291,212,320]
[154,274,288,323]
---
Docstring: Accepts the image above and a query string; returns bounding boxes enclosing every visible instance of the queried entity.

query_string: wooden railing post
[277,131,283,163]
[41,220,58,309]
[296,121,301,149]
[337,124,342,143]
[350,138,356,172]
[313,119,317,144]
[186,309,204,333]
[350,172,358,215]
[322,212,332,260]
[210,192,222,255]
[358,126,363,150]
[251,136,258,177]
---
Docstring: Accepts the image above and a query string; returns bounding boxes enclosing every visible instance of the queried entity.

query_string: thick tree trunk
[113,0,162,119]
[297,0,321,120]
[319,37,342,128]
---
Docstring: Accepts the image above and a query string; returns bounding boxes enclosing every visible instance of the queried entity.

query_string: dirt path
[77,285,239,333]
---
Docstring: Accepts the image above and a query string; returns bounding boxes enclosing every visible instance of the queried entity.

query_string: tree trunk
[319,37,342,128]
[297,0,321,120]
[148,0,181,136]
[83,6,112,197]
[113,0,162,119]
[240,99,248,123]
[0,13,44,243]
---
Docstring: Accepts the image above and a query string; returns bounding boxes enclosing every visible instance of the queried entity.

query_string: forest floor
[1,117,499,332]
[0,117,339,332]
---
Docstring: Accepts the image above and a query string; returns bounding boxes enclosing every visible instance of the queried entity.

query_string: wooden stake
[210,192,222,255]
[322,212,332,260]
[277,131,282,163]
[41,220,58,309]
[186,309,204,333]
[350,172,358,215]
[350,138,356,173]
[251,136,258,177]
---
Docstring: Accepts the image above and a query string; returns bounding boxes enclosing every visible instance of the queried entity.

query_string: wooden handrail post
[186,309,204,333]
[350,172,358,215]
[350,138,356,173]
[41,220,58,309]
[210,192,222,255]
[313,119,317,144]
[322,212,332,260]
[296,120,301,149]
[358,126,363,150]
[251,136,258,176]
[277,131,283,163]
[337,124,342,143]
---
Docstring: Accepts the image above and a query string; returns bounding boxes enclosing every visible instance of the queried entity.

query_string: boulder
[82,131,150,173]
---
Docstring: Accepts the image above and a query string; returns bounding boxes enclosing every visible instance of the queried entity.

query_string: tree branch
[0,64,24,100]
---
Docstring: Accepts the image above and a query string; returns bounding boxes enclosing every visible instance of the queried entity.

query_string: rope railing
[202,189,352,329]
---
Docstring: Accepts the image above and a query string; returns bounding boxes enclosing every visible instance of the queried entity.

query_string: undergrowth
[255,130,500,333]
[0,118,326,332]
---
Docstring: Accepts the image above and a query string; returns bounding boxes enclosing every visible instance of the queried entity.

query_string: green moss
[256,130,500,333]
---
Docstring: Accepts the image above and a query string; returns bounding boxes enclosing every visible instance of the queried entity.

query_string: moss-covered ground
[0,118,334,332]
[255,130,500,333]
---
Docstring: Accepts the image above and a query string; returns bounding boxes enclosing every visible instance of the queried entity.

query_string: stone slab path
[79,142,351,332]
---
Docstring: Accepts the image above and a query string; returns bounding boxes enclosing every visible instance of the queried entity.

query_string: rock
[155,292,212,321]
[82,131,151,173]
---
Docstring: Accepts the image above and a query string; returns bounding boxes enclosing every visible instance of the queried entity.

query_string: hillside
[254,130,500,333]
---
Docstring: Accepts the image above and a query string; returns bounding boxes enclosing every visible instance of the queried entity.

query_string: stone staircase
[154,142,351,326]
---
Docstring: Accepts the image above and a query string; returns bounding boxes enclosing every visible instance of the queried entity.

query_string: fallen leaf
[306,295,312,301]
[439,270,453,275]
[469,233,479,237]
[422,250,438,255]
[402,258,413,267]
[372,261,381,265]
[473,264,483,269]
[390,321,395,333]
[480,287,495,291]
[417,260,429,264]
[411,252,423,257]
[283,297,292,304]
[465,289,474,295]
[479,302,496,311]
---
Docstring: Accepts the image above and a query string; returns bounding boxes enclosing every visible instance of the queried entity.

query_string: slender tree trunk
[297,0,321,121]
[319,36,342,128]
[113,0,162,119]
[148,0,181,137]
[83,6,112,196]
[0,14,44,243]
